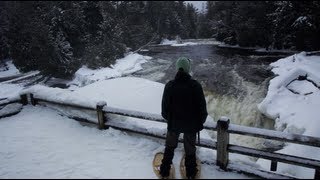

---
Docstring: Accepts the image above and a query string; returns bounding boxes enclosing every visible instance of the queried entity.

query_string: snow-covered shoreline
[67,53,152,89]
[258,52,320,136]
[257,52,320,178]
[0,60,20,78]
[159,38,222,46]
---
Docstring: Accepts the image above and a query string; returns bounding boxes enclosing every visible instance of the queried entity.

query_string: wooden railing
[4,93,320,179]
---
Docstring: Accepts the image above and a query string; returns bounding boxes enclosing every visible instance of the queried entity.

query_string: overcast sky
[186,1,206,12]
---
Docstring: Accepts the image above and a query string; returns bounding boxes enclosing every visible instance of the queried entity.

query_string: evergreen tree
[45,2,82,76]
[0,1,10,60]
[83,1,125,69]
[196,13,211,38]
[233,1,274,48]
[2,0,319,79]
[206,1,274,47]
[272,1,320,50]
[176,1,188,38]
[7,1,50,72]
[2,1,127,77]
[185,3,197,39]
[207,1,238,44]
[117,1,154,50]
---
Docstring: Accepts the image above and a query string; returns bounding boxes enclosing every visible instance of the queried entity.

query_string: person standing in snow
[160,57,208,178]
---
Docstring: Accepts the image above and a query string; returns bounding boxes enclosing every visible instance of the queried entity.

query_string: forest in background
[0,1,319,77]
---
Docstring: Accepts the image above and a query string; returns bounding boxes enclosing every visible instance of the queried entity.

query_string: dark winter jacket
[161,69,208,133]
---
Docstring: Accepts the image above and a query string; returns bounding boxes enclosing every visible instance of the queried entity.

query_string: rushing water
[135,43,291,150]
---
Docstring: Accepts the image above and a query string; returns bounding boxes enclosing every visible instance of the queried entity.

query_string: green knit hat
[176,57,191,73]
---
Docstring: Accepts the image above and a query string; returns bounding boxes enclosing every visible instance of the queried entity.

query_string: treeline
[0,1,200,77]
[0,1,319,77]
[206,1,320,50]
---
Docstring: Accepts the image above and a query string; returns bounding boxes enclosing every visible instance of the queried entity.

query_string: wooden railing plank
[105,120,216,149]
[229,124,320,148]
[105,106,165,123]
[228,144,320,169]
[34,98,95,111]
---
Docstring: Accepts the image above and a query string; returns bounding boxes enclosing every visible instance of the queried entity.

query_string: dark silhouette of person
[160,57,208,178]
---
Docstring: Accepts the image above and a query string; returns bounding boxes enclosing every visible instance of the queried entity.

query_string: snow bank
[160,39,178,45]
[0,83,24,100]
[0,60,20,78]
[258,52,320,134]
[171,42,198,46]
[257,52,320,178]
[68,53,152,88]
[73,77,164,114]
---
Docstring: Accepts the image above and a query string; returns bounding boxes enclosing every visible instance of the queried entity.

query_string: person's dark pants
[160,131,197,177]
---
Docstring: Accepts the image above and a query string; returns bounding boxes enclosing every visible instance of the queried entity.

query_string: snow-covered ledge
[257,52,320,178]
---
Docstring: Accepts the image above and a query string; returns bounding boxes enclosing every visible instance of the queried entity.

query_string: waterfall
[204,70,275,149]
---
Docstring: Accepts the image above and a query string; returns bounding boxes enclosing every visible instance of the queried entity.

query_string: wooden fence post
[20,94,28,105]
[217,117,230,170]
[315,169,320,179]
[30,93,37,106]
[96,101,107,130]
[271,160,278,171]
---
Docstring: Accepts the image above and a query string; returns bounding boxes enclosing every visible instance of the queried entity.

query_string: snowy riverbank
[257,52,320,178]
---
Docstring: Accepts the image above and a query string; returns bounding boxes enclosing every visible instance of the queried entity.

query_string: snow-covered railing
[0,97,20,107]
[104,106,217,130]
[24,93,320,179]
[216,118,320,179]
[105,106,165,123]
[228,124,320,148]
[30,94,95,111]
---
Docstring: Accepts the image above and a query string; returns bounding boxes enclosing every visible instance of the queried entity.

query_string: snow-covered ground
[0,105,254,179]
[0,60,20,78]
[0,83,24,100]
[0,62,25,116]
[0,51,320,178]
